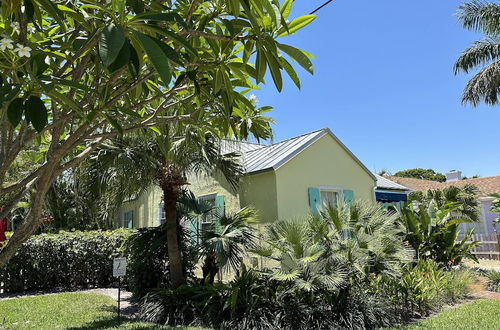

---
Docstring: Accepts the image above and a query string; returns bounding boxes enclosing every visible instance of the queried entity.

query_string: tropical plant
[0,0,315,268]
[486,270,500,292]
[255,200,411,293]
[393,168,446,182]
[86,127,245,288]
[409,184,481,222]
[398,200,479,266]
[455,1,500,105]
[199,207,259,285]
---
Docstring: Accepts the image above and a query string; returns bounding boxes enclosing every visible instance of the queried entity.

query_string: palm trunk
[162,185,186,288]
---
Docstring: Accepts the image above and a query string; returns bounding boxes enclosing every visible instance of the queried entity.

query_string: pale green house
[117,128,377,228]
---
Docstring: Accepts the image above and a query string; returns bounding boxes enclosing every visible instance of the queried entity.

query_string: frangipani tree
[0,0,315,267]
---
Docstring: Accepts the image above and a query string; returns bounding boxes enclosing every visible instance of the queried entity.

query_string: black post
[117,277,121,322]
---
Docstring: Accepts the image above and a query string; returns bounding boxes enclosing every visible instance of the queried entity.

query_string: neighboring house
[388,171,500,235]
[117,128,377,228]
[374,174,411,206]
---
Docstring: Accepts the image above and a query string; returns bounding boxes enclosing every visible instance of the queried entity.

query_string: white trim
[318,186,344,208]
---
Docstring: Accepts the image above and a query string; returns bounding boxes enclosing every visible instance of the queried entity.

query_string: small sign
[113,257,127,277]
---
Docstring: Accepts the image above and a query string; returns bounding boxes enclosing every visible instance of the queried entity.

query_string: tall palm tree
[455,1,500,106]
[87,127,243,288]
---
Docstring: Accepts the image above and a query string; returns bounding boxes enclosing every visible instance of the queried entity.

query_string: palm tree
[409,184,481,222]
[455,1,500,106]
[87,127,243,288]
[255,200,410,293]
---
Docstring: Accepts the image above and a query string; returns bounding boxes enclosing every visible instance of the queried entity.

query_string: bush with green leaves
[0,230,131,293]
[139,268,401,330]
[124,224,196,298]
[398,200,479,267]
[369,260,474,318]
[486,270,500,292]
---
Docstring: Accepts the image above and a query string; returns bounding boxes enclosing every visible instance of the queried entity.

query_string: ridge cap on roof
[244,128,327,154]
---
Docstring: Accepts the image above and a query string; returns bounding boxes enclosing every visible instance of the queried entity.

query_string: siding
[274,134,376,221]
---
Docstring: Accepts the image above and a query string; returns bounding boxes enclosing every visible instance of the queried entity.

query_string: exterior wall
[239,171,279,223]
[481,198,498,235]
[188,172,241,213]
[118,186,162,228]
[274,134,376,221]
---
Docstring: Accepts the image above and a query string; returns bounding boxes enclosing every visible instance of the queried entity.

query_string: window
[121,210,133,228]
[158,203,166,225]
[319,187,343,209]
[198,194,217,232]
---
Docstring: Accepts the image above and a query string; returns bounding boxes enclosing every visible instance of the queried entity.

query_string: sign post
[113,257,127,322]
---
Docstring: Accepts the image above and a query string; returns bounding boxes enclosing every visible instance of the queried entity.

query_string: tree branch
[179,30,257,41]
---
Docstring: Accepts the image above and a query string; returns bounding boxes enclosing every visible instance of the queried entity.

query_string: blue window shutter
[308,188,321,214]
[190,218,199,244]
[343,190,354,205]
[215,195,225,217]
[127,211,134,228]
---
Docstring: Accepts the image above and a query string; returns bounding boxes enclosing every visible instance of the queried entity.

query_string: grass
[390,299,500,330]
[0,292,199,329]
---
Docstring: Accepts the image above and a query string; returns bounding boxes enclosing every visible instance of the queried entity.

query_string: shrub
[486,270,500,292]
[0,230,131,293]
[124,224,196,298]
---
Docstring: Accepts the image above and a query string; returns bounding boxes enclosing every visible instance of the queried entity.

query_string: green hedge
[0,230,131,293]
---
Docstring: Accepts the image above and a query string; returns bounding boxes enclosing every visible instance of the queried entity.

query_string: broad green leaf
[128,45,140,77]
[278,14,316,36]
[278,43,313,74]
[131,12,186,27]
[255,48,267,83]
[99,24,126,68]
[7,98,24,127]
[31,53,49,76]
[25,96,48,132]
[108,40,131,72]
[151,37,184,66]
[161,29,198,57]
[280,0,293,20]
[133,31,172,86]
[279,57,300,89]
[264,50,283,91]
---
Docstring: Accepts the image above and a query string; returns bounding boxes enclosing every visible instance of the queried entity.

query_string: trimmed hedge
[0,230,131,293]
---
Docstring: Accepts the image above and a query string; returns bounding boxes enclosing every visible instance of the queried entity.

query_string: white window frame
[198,193,217,225]
[318,186,344,209]
[121,210,133,228]
[158,202,165,226]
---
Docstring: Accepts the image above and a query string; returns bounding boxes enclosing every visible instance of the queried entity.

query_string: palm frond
[457,0,500,35]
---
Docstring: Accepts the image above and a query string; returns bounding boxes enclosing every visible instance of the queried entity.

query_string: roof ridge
[244,128,327,154]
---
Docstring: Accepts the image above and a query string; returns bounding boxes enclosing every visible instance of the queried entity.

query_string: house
[117,128,377,228]
[374,174,411,206]
[388,171,500,235]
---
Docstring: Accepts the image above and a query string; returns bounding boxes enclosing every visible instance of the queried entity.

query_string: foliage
[409,184,481,222]
[124,223,197,298]
[486,270,500,292]
[0,230,130,293]
[370,260,474,318]
[0,0,314,267]
[398,200,479,267]
[455,1,500,106]
[388,299,500,330]
[0,292,194,329]
[139,269,401,330]
[255,200,411,292]
[393,168,446,182]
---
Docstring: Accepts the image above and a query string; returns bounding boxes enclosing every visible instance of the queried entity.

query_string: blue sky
[253,0,500,178]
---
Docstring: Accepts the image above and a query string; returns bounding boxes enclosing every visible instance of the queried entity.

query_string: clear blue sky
[253,0,500,178]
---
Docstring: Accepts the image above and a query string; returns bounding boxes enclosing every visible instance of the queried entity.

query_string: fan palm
[85,126,243,288]
[455,1,500,106]
[255,200,410,294]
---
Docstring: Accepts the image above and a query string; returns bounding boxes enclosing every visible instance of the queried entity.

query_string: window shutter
[215,195,225,217]
[343,190,354,205]
[308,188,321,214]
[190,218,199,244]
[127,210,134,228]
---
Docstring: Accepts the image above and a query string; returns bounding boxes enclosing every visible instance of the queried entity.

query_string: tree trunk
[163,185,186,288]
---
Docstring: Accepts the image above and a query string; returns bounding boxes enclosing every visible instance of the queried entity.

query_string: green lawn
[391,299,500,330]
[0,292,197,329]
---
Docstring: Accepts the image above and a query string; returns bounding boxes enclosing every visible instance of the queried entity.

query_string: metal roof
[374,174,411,191]
[224,128,377,181]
